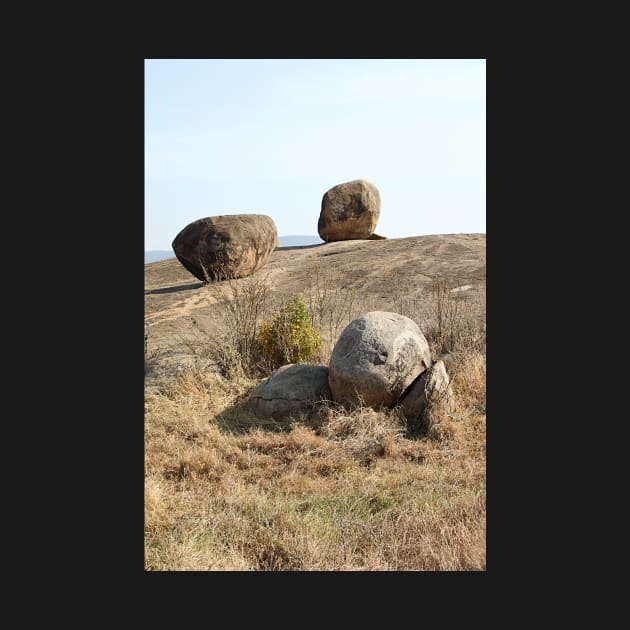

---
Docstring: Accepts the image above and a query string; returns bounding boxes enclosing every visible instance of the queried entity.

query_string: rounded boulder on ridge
[328,311,431,409]
[318,179,381,242]
[172,214,277,282]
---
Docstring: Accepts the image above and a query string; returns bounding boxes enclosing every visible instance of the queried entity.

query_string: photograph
[144,58,486,571]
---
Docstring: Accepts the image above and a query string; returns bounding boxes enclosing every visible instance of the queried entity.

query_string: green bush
[256,294,323,368]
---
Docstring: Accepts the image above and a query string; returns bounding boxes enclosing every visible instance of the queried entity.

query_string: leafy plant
[256,294,322,369]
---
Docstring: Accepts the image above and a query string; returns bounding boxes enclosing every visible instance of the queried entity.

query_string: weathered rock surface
[172,214,277,282]
[328,311,431,409]
[398,360,453,423]
[318,180,381,242]
[249,364,332,422]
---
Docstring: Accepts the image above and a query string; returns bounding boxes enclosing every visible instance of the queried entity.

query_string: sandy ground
[145,233,486,379]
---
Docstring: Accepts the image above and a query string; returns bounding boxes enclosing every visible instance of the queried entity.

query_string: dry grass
[145,349,485,571]
[145,263,485,571]
[145,236,486,570]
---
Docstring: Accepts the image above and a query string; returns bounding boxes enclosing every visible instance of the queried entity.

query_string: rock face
[249,364,332,422]
[328,311,432,409]
[318,180,381,242]
[172,214,277,282]
[398,360,453,423]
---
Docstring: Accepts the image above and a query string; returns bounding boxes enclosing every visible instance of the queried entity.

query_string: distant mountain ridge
[145,236,323,264]
[277,235,323,247]
[145,250,174,263]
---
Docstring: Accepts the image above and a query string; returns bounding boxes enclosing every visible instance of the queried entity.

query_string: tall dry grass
[145,269,486,571]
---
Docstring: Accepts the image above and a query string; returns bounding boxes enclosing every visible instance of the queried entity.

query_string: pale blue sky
[145,59,485,251]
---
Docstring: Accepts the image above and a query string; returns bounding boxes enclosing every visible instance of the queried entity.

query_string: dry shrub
[374,274,485,362]
[187,277,326,379]
[220,272,270,361]
[304,265,358,363]
[185,272,272,378]
[424,275,486,357]
[424,350,486,444]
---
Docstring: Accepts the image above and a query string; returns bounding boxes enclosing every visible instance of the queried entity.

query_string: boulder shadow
[213,387,329,436]
[214,394,294,435]
[145,281,204,295]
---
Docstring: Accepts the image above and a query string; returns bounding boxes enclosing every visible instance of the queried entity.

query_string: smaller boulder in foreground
[248,364,332,423]
[397,360,453,424]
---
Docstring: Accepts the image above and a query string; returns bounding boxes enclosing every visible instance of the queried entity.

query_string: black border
[70,55,537,586]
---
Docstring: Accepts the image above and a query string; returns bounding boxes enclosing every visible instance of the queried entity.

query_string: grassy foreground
[145,275,486,571]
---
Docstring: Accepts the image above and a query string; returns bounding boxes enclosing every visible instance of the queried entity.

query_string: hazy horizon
[145,59,485,251]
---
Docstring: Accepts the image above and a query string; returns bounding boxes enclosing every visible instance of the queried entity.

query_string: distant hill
[145,233,486,362]
[145,238,322,263]
[145,250,175,263]
[278,235,323,247]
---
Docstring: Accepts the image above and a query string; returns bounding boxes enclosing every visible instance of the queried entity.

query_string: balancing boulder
[318,179,381,242]
[172,214,278,282]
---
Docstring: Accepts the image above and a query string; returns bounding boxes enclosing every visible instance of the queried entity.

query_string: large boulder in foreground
[328,311,431,409]
[318,179,381,242]
[249,364,332,422]
[172,214,277,282]
[397,360,453,424]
